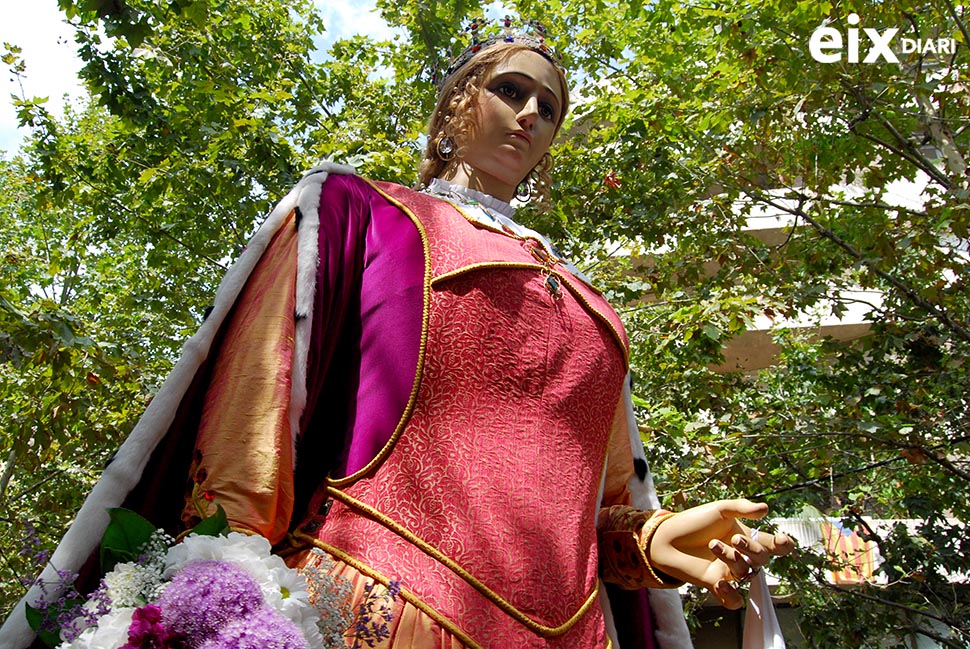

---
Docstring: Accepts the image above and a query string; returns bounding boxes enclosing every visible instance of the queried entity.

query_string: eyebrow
[492,70,562,112]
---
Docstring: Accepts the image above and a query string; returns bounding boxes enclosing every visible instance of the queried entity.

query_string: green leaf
[25,604,61,647]
[189,504,230,537]
[100,507,157,572]
[137,167,158,183]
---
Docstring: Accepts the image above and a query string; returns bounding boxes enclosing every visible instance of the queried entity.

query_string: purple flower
[121,604,184,649]
[350,580,400,648]
[198,606,307,649]
[89,579,113,617]
[157,561,263,644]
[28,564,88,640]
[19,521,50,568]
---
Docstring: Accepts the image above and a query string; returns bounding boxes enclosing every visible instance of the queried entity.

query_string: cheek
[467,100,501,145]
[534,126,557,156]
[477,92,501,116]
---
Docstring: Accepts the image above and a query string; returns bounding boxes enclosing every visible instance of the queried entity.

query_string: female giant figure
[2,25,792,649]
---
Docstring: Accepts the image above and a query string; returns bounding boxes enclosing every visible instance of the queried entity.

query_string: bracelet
[639,510,684,587]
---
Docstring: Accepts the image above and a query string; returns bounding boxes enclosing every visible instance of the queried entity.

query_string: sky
[0,0,398,154]
[0,1,83,152]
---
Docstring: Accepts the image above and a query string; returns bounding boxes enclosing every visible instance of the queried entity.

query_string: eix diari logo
[809,13,955,63]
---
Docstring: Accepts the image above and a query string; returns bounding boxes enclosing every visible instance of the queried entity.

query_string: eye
[539,102,556,121]
[495,82,519,99]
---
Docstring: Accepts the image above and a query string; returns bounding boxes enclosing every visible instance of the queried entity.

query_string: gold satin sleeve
[181,212,299,544]
[601,396,637,508]
[597,391,684,589]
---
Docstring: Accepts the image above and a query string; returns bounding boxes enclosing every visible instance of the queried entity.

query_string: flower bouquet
[24,507,398,649]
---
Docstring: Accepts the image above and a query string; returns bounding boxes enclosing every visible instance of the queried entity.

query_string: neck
[441,162,516,203]
[425,177,516,218]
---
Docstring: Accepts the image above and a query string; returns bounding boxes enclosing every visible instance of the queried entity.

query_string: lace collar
[423,178,517,219]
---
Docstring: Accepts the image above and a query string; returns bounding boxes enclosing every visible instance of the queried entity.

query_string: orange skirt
[288,547,474,649]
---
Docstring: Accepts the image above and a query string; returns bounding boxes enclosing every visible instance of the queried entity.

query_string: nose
[517,96,539,130]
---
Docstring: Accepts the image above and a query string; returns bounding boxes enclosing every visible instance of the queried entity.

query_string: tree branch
[838,79,954,189]
[925,451,970,483]
[819,582,964,638]
[752,455,904,499]
[0,449,16,504]
[746,188,970,344]
[852,125,952,190]
[940,0,970,49]
[817,196,927,218]
[913,625,968,649]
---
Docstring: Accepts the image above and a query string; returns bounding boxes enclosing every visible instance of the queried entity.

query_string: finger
[731,532,770,568]
[713,579,745,610]
[709,539,752,581]
[716,499,769,521]
[748,529,796,557]
[656,501,766,552]
[765,531,796,556]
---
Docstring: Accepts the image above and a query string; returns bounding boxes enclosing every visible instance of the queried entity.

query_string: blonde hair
[417,42,569,209]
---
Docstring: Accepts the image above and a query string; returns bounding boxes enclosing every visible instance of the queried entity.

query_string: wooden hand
[648,499,795,609]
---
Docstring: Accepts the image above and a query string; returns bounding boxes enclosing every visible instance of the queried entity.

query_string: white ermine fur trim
[600,581,621,648]
[623,374,694,649]
[288,163,354,465]
[0,162,353,649]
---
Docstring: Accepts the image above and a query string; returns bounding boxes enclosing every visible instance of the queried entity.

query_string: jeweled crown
[436,16,564,90]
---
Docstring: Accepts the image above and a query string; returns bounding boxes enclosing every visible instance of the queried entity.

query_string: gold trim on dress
[325,486,601,637]
[432,261,548,285]
[556,272,630,363]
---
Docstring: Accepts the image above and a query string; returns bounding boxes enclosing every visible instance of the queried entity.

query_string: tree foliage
[1,0,968,646]
[535,1,969,646]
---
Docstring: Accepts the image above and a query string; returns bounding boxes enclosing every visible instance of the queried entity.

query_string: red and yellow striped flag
[821,520,877,584]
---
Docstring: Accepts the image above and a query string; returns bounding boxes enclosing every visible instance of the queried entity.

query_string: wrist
[640,510,684,587]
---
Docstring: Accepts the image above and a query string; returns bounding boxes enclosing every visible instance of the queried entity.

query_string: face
[445,50,565,202]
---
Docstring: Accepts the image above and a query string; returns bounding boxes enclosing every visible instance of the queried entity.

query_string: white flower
[267,563,310,608]
[163,532,272,577]
[57,607,134,649]
[288,601,326,648]
[103,561,163,607]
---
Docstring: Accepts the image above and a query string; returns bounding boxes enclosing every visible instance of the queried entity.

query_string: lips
[510,130,532,146]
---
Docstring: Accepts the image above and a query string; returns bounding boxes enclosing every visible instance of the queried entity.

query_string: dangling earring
[515,178,532,202]
[437,136,456,161]
[527,153,552,204]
